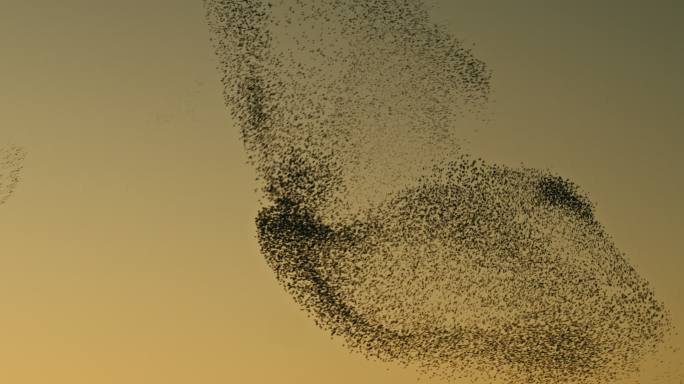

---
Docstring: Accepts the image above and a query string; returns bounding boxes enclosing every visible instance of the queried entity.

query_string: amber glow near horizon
[0,1,682,383]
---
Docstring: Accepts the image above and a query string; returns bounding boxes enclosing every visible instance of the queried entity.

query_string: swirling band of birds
[0,146,25,208]
[204,1,676,383]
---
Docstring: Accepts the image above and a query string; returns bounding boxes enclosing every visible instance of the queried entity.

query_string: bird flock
[0,146,25,207]
[205,0,675,382]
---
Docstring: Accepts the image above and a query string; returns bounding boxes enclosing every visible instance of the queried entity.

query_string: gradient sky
[1,1,682,383]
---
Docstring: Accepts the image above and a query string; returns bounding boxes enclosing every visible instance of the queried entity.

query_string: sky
[0,1,682,383]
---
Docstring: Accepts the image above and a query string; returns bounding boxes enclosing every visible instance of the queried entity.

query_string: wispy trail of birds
[0,146,25,207]
[204,1,676,382]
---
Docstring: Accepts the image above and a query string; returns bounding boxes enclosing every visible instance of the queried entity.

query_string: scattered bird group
[205,1,674,382]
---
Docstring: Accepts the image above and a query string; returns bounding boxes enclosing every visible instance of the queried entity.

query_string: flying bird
[205,1,675,382]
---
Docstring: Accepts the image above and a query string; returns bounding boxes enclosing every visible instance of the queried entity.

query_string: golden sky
[1,1,682,383]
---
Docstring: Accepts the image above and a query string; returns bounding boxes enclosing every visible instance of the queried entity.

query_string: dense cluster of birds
[205,1,674,382]
[0,146,25,207]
